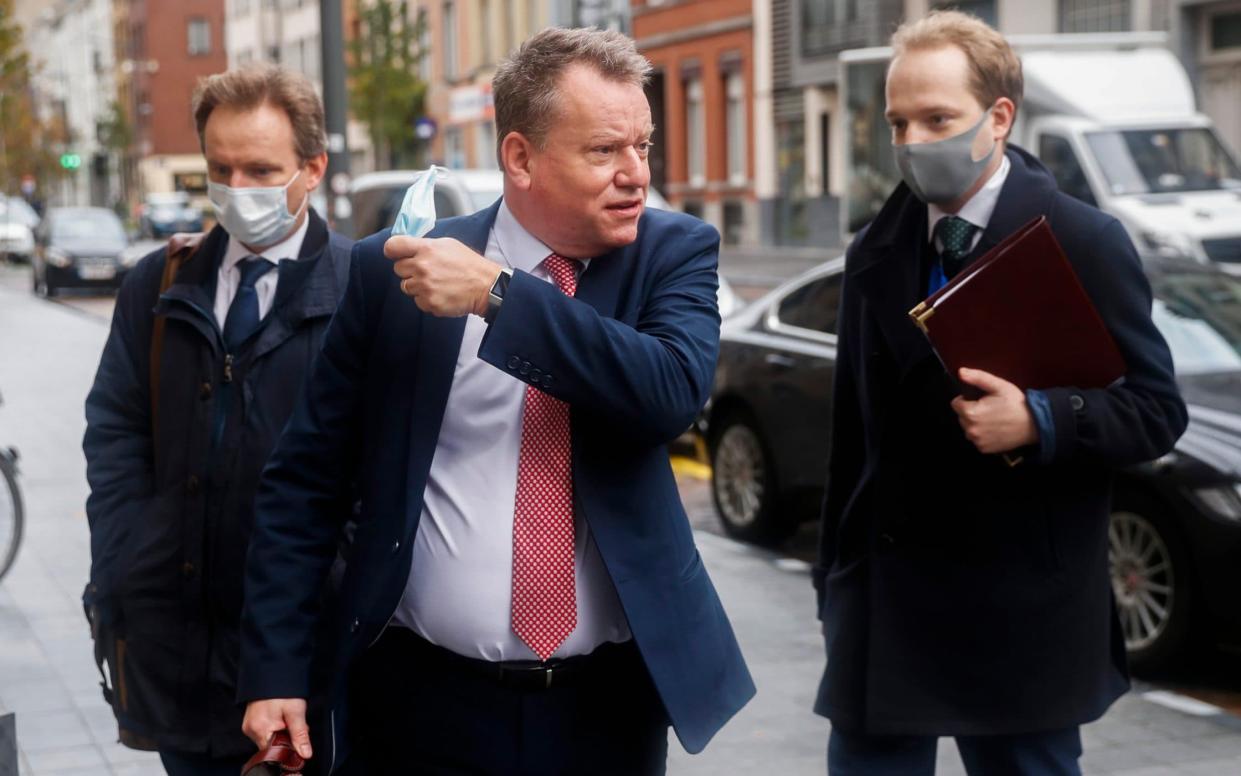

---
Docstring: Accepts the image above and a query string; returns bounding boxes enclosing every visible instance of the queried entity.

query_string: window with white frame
[445,126,466,168]
[725,70,746,186]
[685,77,705,187]
[444,0,459,80]
[188,18,211,56]
[476,121,498,169]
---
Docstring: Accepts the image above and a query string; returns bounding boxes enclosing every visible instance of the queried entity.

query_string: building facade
[418,0,551,170]
[20,0,119,208]
[113,0,228,212]
[1169,0,1241,155]
[767,0,1207,248]
[632,0,758,244]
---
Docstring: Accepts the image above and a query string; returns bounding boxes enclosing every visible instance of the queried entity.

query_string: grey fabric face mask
[892,108,996,205]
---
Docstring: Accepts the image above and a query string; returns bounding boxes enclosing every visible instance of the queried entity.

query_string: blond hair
[492,27,652,166]
[192,64,327,162]
[890,10,1023,115]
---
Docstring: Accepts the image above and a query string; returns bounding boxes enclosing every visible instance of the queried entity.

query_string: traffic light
[59,153,82,169]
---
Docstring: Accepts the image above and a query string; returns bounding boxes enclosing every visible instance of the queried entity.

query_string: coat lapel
[403,203,500,531]
[847,185,936,382]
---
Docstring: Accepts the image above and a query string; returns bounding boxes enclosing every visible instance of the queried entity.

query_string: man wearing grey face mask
[82,64,353,776]
[812,11,1186,776]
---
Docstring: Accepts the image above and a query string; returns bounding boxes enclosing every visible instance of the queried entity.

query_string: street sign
[330,172,351,196]
[415,117,438,141]
[59,154,82,170]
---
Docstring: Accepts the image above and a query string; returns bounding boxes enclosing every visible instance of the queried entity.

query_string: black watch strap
[484,268,514,324]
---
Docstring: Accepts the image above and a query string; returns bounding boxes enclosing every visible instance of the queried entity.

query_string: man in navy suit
[814,11,1186,776]
[238,27,754,774]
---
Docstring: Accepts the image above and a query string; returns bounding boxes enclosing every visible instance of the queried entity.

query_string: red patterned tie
[511,254,579,660]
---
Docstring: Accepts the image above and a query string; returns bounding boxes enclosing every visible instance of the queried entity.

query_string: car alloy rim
[1108,510,1174,651]
[714,424,765,528]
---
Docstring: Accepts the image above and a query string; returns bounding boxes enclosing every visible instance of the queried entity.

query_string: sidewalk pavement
[2,276,1240,775]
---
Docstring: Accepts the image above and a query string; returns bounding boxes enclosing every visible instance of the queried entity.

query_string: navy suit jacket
[239,201,755,770]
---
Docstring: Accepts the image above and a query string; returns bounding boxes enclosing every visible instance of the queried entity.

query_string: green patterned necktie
[934,215,979,279]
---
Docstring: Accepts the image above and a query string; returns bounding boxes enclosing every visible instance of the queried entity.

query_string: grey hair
[492,27,652,168]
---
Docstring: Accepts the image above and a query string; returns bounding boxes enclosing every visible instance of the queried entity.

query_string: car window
[1040,134,1097,206]
[1151,271,1241,375]
[51,211,126,242]
[434,189,457,219]
[776,274,843,335]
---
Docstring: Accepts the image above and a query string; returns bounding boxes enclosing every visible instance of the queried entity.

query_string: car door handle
[765,353,797,369]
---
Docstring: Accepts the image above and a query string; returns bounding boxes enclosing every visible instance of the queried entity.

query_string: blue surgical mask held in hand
[391,166,451,237]
[893,107,996,205]
[208,169,307,248]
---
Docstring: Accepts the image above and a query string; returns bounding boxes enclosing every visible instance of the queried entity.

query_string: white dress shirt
[212,216,310,328]
[392,201,632,661]
[927,154,1011,253]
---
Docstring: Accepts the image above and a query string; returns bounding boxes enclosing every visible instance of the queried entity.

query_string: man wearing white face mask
[813,11,1185,776]
[82,64,353,776]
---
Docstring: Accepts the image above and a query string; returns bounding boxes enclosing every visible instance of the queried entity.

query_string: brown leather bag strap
[149,231,205,437]
[241,730,305,776]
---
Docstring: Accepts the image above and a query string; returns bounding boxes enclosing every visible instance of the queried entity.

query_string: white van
[841,33,1241,270]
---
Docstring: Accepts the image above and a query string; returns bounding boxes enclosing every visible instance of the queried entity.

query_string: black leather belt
[391,627,635,691]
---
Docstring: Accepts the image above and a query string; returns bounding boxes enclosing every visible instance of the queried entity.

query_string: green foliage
[349,0,430,169]
[0,0,66,195]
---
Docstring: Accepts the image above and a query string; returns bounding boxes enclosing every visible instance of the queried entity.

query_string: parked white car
[0,196,39,263]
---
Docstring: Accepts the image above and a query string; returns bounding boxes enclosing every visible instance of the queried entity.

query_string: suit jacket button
[1069,395,1085,412]
[520,361,531,375]
[543,374,553,387]
[507,356,521,370]
[392,540,401,554]
[880,533,896,546]
[199,381,212,400]
[350,618,360,633]
[530,368,541,381]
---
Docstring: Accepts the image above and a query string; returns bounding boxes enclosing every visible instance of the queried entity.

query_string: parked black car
[703,258,1241,671]
[32,207,130,297]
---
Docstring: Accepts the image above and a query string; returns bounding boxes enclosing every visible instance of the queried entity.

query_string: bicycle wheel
[0,454,24,583]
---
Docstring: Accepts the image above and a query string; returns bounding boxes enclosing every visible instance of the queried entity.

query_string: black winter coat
[83,211,352,755]
[813,148,1188,736]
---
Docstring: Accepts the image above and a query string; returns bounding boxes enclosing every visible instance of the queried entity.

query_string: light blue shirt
[391,201,631,660]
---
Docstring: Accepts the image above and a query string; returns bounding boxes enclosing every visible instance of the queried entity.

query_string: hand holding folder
[909,216,1127,463]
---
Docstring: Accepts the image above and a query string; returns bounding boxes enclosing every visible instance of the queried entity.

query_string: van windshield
[1085,128,1241,195]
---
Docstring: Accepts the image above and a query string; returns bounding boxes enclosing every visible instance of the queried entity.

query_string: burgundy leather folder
[909,215,1126,394]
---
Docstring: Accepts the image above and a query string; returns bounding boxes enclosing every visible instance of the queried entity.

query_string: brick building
[632,0,757,245]
[114,0,228,210]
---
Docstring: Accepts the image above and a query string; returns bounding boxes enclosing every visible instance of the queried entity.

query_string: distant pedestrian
[82,64,353,776]
[813,11,1187,775]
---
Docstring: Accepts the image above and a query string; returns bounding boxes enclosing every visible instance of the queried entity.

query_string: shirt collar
[493,199,591,272]
[927,153,1011,240]
[222,213,311,272]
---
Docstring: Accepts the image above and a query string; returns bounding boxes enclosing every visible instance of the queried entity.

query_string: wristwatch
[484,267,514,324]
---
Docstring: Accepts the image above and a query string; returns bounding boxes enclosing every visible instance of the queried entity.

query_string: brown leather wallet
[241,731,305,776]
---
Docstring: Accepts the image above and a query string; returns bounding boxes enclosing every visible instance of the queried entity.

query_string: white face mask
[208,169,306,248]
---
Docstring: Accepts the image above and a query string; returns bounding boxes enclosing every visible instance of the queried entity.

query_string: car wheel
[1109,494,1193,673]
[709,409,794,546]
